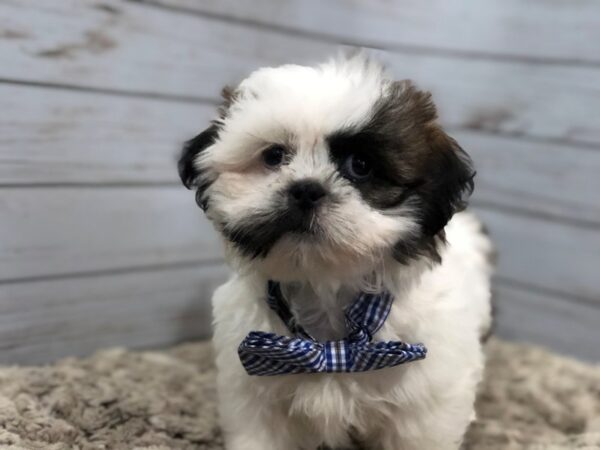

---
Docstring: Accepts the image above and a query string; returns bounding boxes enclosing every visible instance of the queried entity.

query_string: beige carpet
[0,339,599,450]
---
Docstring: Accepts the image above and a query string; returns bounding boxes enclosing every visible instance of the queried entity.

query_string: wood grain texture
[2,1,600,145]
[1,0,598,364]
[150,0,600,64]
[0,0,330,97]
[476,208,600,304]
[494,282,600,362]
[1,183,598,302]
[0,83,213,185]
[3,84,600,226]
[0,263,228,364]
[461,131,600,226]
[1,262,597,364]
[0,186,221,281]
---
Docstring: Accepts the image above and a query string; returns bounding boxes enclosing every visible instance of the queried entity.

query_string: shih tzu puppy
[179,54,493,450]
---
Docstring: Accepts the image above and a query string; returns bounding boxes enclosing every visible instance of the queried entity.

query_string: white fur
[197,56,493,449]
[212,212,492,450]
[200,57,419,282]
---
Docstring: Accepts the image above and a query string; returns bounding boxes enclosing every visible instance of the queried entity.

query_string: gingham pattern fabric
[238,281,427,376]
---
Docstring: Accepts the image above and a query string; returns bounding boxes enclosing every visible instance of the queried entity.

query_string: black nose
[288,180,327,210]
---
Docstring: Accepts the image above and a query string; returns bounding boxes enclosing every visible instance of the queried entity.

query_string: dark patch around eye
[327,130,414,209]
[326,79,475,265]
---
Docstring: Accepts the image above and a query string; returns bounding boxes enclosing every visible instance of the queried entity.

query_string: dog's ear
[178,124,219,190]
[418,128,475,236]
[389,81,475,237]
[179,86,237,190]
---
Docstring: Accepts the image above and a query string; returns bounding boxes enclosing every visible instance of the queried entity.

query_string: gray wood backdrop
[1,0,599,364]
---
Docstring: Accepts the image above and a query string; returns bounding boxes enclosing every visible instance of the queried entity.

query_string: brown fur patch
[327,80,474,264]
[218,86,238,120]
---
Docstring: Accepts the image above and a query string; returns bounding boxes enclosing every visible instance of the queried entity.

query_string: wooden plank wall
[1,0,599,363]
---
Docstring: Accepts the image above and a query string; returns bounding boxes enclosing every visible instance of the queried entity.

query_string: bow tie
[238,281,427,376]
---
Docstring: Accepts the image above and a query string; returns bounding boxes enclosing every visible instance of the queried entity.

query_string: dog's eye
[342,153,372,181]
[262,145,285,168]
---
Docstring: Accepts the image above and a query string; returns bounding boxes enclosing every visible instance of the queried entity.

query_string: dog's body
[179,55,493,449]
[212,211,492,450]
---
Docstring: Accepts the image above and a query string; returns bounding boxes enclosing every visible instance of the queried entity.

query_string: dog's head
[179,56,474,281]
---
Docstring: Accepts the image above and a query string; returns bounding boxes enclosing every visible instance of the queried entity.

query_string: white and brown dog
[179,54,493,450]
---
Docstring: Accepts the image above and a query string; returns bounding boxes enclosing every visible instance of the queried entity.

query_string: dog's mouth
[221,207,322,259]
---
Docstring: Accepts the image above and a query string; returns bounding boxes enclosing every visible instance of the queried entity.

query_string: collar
[238,281,427,376]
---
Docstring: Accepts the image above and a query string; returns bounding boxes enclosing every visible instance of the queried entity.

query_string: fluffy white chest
[212,212,493,449]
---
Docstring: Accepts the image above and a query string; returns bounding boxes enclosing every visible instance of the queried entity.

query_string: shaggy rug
[0,339,598,450]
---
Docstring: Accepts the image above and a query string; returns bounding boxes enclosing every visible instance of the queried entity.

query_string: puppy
[179,54,493,450]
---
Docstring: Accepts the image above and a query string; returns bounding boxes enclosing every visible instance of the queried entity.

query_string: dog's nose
[288,180,327,210]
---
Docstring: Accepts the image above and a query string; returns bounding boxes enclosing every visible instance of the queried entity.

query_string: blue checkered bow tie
[238,281,427,376]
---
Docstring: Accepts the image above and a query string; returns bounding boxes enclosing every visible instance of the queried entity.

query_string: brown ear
[388,81,475,236]
[218,85,238,120]
[417,128,475,236]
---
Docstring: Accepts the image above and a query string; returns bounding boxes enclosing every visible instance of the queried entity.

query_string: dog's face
[179,57,474,281]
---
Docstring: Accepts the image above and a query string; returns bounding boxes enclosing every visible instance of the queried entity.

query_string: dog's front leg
[220,399,299,450]
[219,391,299,450]
[217,375,299,450]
